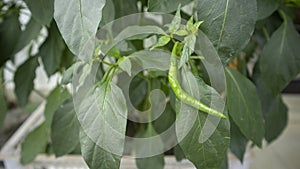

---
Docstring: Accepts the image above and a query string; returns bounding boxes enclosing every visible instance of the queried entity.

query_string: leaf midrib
[217,0,230,50]
[225,68,250,116]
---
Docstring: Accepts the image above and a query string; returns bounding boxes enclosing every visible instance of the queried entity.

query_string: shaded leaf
[230,119,248,162]
[0,10,21,66]
[24,0,54,25]
[135,124,165,169]
[253,64,288,142]
[257,0,280,20]
[259,17,300,95]
[112,0,138,19]
[197,0,257,63]
[21,123,48,164]
[61,61,83,85]
[148,0,192,13]
[174,144,185,161]
[225,67,264,147]
[54,0,106,59]
[44,86,71,128]
[14,18,42,53]
[99,0,115,26]
[51,99,80,157]
[14,57,39,107]
[40,22,65,76]
[0,69,7,127]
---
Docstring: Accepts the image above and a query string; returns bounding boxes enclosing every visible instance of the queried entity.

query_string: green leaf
[257,0,280,20]
[135,124,165,169]
[176,69,230,169]
[230,119,248,162]
[148,0,192,13]
[150,35,170,50]
[14,57,39,107]
[21,123,48,164]
[168,6,182,34]
[119,57,132,76]
[252,64,288,143]
[128,50,170,71]
[54,0,106,59]
[40,22,65,76]
[14,18,42,53]
[0,10,21,66]
[77,82,127,168]
[197,0,257,63]
[80,128,121,169]
[105,25,166,51]
[44,86,71,128]
[259,17,300,96]
[24,0,54,25]
[51,99,79,157]
[179,34,196,67]
[225,67,264,147]
[0,69,7,127]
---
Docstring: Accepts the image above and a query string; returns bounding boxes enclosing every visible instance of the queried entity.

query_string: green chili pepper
[168,42,226,119]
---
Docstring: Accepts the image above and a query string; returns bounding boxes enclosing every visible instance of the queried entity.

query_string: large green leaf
[0,10,21,66]
[148,0,192,13]
[197,0,257,63]
[24,0,54,25]
[259,17,300,95]
[225,67,264,147]
[54,0,106,59]
[77,81,127,169]
[176,69,230,169]
[14,57,39,107]
[135,124,165,169]
[230,119,248,162]
[21,123,48,164]
[40,22,65,76]
[0,69,7,127]
[257,0,280,20]
[253,64,288,143]
[80,128,121,169]
[14,18,42,53]
[51,99,80,157]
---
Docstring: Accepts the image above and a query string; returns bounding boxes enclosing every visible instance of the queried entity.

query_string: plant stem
[262,26,270,41]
